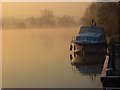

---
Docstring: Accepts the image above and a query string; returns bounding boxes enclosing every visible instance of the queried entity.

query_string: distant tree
[0,20,2,28]
[26,17,37,27]
[39,9,55,27]
[56,15,76,27]
[2,9,79,29]
[16,22,26,28]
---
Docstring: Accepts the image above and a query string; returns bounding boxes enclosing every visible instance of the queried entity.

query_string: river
[2,28,105,88]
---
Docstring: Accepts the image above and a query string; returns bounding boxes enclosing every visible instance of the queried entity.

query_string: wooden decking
[101,55,120,88]
[101,55,109,77]
[116,56,120,71]
[101,42,120,89]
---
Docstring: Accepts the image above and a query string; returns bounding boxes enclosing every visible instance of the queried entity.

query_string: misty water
[2,28,105,88]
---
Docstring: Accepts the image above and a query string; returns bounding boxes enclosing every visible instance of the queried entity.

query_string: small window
[87,37,97,41]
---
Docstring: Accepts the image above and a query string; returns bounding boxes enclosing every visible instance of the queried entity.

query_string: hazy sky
[2,2,91,19]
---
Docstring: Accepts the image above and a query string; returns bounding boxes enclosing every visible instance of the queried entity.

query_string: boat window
[79,27,103,33]
[87,37,97,41]
[76,37,85,40]
[76,36,98,41]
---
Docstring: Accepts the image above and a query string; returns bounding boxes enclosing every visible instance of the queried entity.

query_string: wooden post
[111,44,116,71]
[107,42,116,75]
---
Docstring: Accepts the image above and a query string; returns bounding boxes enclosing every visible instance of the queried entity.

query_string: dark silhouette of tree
[56,15,76,27]
[81,2,119,37]
[0,20,2,28]
[16,22,26,28]
[39,9,55,27]
[25,17,37,27]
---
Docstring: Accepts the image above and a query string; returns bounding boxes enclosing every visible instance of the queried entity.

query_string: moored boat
[70,21,107,53]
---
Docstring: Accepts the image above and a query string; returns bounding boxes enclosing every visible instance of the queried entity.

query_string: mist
[2,9,80,29]
[2,2,91,29]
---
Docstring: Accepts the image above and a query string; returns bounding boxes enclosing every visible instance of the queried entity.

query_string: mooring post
[107,41,116,75]
[111,43,116,71]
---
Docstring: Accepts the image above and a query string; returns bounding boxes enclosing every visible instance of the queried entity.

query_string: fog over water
[2,2,109,88]
[2,28,105,88]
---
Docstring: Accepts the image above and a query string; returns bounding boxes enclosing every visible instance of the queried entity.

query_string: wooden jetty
[101,35,120,89]
[101,1,120,89]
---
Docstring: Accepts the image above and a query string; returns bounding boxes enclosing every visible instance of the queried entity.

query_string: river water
[2,28,105,88]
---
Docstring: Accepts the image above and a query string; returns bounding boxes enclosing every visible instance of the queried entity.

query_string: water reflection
[3,28,105,88]
[70,51,106,81]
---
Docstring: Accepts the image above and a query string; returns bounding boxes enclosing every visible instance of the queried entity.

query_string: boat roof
[79,26,104,33]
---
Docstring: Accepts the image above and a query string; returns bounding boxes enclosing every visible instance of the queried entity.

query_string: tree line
[3,2,120,37]
[2,9,80,29]
[80,2,120,37]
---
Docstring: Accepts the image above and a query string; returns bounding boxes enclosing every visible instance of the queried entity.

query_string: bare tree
[39,9,55,27]
[81,2,119,37]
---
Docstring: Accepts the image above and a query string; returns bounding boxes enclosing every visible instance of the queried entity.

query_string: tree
[25,17,37,27]
[56,15,76,27]
[81,2,119,37]
[39,9,55,27]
